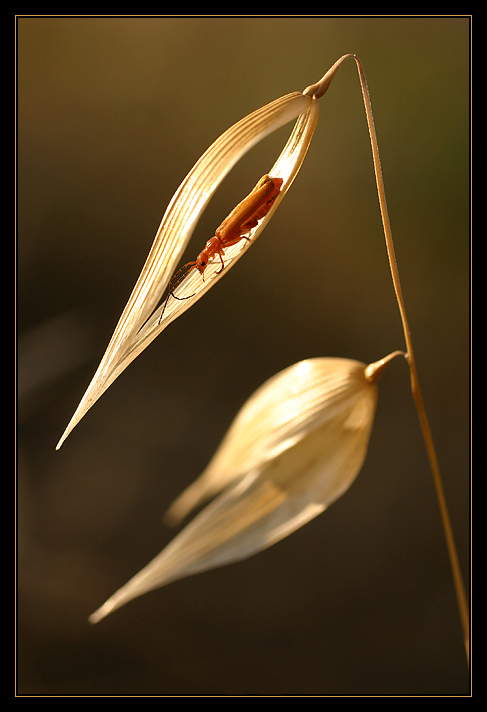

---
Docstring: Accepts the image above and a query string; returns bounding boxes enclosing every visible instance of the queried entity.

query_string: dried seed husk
[89,356,381,624]
[57,93,317,449]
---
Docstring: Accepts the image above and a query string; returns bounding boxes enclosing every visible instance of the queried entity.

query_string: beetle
[159,174,283,319]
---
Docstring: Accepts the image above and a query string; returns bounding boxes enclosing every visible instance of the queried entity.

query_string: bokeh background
[17,16,470,696]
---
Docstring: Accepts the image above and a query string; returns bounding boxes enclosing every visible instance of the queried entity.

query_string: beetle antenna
[159,262,197,323]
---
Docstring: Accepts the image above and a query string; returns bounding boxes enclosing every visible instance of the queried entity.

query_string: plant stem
[354,55,470,664]
[306,55,469,663]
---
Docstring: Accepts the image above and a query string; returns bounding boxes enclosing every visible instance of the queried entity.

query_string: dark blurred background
[17,16,470,696]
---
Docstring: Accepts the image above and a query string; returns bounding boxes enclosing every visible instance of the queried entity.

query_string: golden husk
[57,93,317,450]
[89,356,379,624]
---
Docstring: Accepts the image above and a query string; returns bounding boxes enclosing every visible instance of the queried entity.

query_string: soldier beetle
[159,174,283,319]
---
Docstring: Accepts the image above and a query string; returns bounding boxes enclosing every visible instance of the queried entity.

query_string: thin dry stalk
[306,54,469,663]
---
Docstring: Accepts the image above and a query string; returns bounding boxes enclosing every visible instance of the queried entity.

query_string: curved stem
[354,55,470,664]
[306,56,469,663]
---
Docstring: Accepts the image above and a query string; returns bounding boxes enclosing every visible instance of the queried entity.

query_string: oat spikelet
[89,353,404,624]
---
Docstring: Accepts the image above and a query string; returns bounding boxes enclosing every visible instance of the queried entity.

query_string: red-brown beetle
[160,174,283,319]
